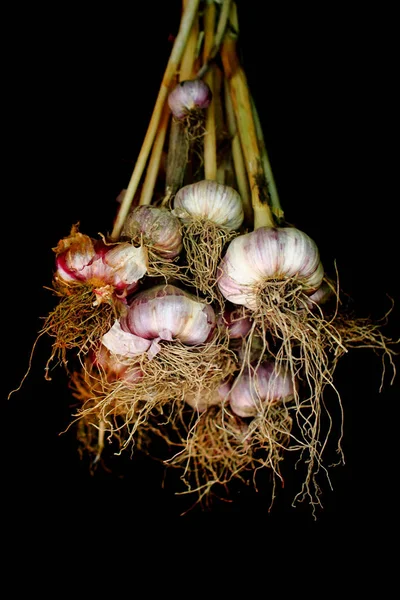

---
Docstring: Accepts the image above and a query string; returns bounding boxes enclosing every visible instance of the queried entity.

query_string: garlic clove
[173,179,244,231]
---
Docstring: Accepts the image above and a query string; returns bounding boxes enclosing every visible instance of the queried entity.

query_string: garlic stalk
[229,361,295,418]
[121,284,216,346]
[217,226,324,310]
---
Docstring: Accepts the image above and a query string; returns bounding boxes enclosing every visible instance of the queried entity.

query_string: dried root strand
[42,281,117,375]
[181,218,237,304]
[166,405,255,509]
[69,328,238,459]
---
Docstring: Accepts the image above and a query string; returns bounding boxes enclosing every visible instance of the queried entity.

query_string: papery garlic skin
[121,206,183,259]
[122,284,216,345]
[101,320,152,357]
[168,79,212,119]
[185,380,231,412]
[217,227,324,310]
[94,344,143,385]
[173,179,244,231]
[54,227,148,300]
[229,362,295,418]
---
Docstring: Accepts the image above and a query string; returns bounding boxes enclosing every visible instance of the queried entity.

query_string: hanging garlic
[121,284,216,346]
[229,361,295,418]
[184,380,231,413]
[168,79,212,120]
[54,225,148,302]
[217,227,324,310]
[173,179,244,230]
[121,205,183,260]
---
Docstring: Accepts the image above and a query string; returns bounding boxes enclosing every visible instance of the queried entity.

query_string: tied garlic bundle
[173,179,244,301]
[14,0,396,516]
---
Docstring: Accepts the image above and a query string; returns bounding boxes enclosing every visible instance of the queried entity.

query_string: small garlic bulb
[218,307,252,339]
[121,206,183,259]
[168,79,212,119]
[121,284,216,345]
[229,362,295,418]
[217,227,324,310]
[184,380,231,413]
[54,226,148,300]
[173,179,244,230]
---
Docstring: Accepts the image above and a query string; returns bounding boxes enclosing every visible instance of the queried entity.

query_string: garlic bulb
[121,284,216,345]
[101,320,152,357]
[54,226,148,300]
[218,307,252,339]
[184,380,231,412]
[173,179,244,231]
[229,362,295,418]
[121,206,183,259]
[217,227,324,310]
[168,79,212,119]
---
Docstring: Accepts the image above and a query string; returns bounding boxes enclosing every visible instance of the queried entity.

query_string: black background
[3,1,399,546]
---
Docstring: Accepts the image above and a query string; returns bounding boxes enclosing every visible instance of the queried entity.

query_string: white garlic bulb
[229,362,295,418]
[121,206,183,259]
[122,284,216,346]
[173,179,244,231]
[217,227,324,310]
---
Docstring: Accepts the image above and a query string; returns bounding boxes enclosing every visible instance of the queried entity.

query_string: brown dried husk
[69,327,238,458]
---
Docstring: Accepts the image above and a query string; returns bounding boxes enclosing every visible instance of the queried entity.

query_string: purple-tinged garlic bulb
[218,307,252,339]
[168,79,212,120]
[217,227,324,311]
[121,284,216,346]
[121,205,183,260]
[229,361,295,418]
[54,225,148,303]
